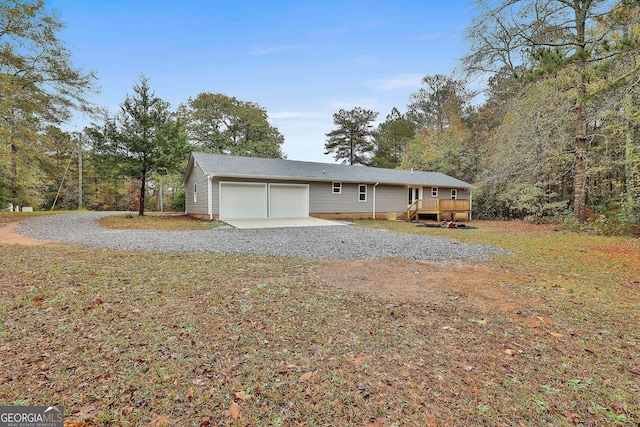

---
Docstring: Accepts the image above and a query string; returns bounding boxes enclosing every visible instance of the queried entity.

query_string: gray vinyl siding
[426,186,471,200]
[374,185,409,212]
[185,164,209,215]
[184,155,472,217]
[309,182,406,213]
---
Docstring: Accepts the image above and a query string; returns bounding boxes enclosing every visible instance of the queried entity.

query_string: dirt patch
[316,257,540,321]
[0,221,49,246]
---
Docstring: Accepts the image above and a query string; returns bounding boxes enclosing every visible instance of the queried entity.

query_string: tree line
[2,0,639,228]
[325,0,639,231]
[0,1,285,215]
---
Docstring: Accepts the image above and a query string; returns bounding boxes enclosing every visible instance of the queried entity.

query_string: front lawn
[0,219,638,425]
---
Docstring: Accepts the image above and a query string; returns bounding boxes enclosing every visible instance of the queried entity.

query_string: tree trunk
[573,4,588,223]
[574,130,587,222]
[625,95,640,219]
[10,139,18,201]
[139,173,146,216]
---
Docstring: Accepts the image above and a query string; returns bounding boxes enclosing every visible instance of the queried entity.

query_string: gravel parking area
[17,212,509,261]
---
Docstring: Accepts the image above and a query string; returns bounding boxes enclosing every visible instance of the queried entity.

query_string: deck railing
[406,199,471,221]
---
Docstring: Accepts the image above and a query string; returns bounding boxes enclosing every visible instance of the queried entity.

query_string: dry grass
[0,217,638,426]
[98,213,223,231]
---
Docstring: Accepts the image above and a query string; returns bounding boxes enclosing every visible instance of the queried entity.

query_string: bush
[171,189,185,212]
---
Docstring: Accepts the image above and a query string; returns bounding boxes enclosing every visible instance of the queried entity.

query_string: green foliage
[401,74,478,183]
[407,74,472,131]
[461,0,640,223]
[0,0,96,209]
[179,92,285,159]
[370,108,416,168]
[87,76,189,216]
[171,188,185,212]
[325,107,378,165]
[0,177,8,209]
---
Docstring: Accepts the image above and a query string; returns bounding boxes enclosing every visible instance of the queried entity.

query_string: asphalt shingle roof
[188,152,473,188]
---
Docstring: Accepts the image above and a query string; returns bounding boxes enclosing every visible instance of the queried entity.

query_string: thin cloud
[419,32,446,40]
[251,45,301,56]
[367,73,424,91]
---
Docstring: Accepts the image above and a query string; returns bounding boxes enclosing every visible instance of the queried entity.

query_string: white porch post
[372,182,379,219]
[207,175,213,220]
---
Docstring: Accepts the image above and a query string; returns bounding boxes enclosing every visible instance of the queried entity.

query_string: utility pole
[77,133,83,210]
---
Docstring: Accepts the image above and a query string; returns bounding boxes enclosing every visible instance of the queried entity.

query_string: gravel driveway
[17,212,509,261]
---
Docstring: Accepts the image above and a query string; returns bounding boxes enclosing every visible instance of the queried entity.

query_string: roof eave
[202,172,472,188]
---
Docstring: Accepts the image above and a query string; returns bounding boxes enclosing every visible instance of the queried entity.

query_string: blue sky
[50,0,476,163]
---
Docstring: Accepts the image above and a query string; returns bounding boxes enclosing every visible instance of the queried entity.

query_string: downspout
[373,182,379,219]
[469,188,473,221]
[207,175,213,221]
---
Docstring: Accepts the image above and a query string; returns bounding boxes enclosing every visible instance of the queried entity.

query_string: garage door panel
[219,182,267,219]
[269,184,309,218]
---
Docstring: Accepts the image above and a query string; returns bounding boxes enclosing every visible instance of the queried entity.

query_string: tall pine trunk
[625,95,640,220]
[573,5,588,223]
[138,172,146,216]
[574,98,588,223]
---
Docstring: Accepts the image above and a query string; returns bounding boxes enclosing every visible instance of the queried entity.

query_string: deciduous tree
[0,0,97,205]
[461,0,639,222]
[179,92,285,158]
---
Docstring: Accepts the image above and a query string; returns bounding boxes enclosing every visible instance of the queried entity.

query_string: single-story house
[183,152,473,222]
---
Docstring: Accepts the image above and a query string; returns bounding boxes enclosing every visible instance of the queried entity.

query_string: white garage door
[219,182,267,219]
[269,184,309,218]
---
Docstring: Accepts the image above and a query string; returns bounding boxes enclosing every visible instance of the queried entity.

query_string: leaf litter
[0,218,639,425]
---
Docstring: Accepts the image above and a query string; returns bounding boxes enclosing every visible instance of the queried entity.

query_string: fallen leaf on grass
[64,421,96,427]
[234,391,251,400]
[298,371,313,382]
[229,402,240,419]
[148,415,169,426]
[547,331,564,338]
[504,349,516,356]
[353,355,366,364]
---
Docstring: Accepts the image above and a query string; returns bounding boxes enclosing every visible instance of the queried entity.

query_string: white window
[194,183,197,203]
[332,182,342,194]
[358,184,367,202]
[432,187,438,197]
[451,189,457,200]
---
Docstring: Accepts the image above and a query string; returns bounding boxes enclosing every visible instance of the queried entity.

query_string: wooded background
[1,0,638,231]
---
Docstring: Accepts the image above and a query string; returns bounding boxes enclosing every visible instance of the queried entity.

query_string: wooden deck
[407,199,471,221]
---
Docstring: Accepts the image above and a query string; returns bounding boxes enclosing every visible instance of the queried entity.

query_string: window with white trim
[432,187,438,197]
[358,184,367,202]
[194,183,197,203]
[332,182,342,194]
[451,189,457,200]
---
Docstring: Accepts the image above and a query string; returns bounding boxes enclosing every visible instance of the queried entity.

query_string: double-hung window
[332,182,342,194]
[358,184,367,202]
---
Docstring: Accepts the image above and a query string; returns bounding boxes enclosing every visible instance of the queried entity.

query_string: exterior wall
[184,164,210,216]
[210,177,308,216]
[421,186,471,201]
[185,160,472,220]
[309,182,407,215]
[374,185,409,213]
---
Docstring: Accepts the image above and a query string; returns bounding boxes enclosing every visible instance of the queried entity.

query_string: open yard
[0,214,638,426]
